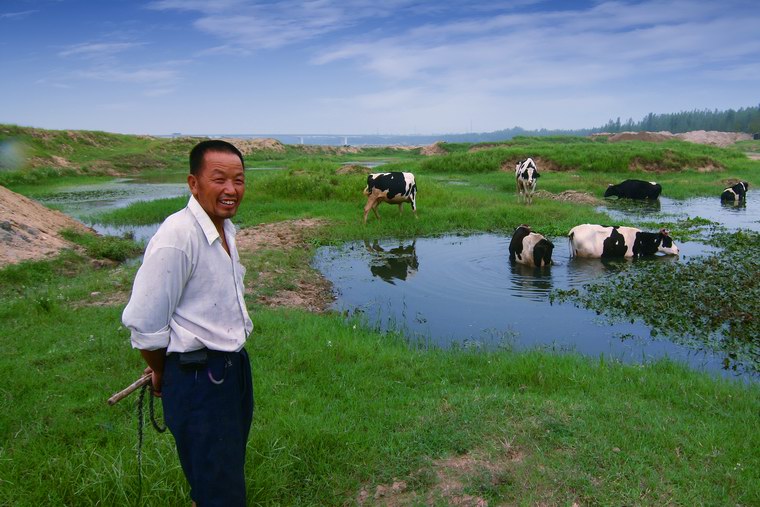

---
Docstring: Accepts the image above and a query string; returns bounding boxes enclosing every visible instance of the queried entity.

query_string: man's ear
[187,174,198,197]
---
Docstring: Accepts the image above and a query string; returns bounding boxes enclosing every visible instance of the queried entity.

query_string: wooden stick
[107,374,152,406]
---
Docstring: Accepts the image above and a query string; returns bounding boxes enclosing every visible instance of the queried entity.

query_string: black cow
[604,179,662,200]
[508,225,554,267]
[720,181,749,202]
[363,172,417,223]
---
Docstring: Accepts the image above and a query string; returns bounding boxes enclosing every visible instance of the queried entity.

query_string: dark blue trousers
[162,348,253,507]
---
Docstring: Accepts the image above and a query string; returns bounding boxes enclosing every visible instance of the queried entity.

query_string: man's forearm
[140,348,167,374]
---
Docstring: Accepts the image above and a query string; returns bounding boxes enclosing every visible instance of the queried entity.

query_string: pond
[35,178,189,241]
[314,197,758,381]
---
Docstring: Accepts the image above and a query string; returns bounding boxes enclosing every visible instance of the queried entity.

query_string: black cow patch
[632,232,662,257]
[508,225,531,262]
[532,238,554,267]
[601,227,627,258]
[367,172,413,200]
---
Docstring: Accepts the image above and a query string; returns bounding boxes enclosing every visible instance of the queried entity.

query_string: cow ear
[535,171,540,178]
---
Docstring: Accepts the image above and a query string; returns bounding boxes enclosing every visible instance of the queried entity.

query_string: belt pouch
[178,348,208,369]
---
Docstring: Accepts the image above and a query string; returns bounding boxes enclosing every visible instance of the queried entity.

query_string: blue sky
[1,0,758,135]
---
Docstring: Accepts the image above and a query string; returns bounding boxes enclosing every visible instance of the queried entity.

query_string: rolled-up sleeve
[122,246,192,350]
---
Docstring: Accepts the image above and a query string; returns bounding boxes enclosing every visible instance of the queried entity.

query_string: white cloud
[0,10,37,20]
[59,42,146,58]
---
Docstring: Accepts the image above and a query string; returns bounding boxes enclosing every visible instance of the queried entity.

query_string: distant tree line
[595,104,760,134]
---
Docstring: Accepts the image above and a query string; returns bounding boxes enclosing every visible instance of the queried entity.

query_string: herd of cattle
[362,158,750,267]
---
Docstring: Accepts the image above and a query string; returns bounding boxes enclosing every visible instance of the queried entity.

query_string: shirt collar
[187,195,235,245]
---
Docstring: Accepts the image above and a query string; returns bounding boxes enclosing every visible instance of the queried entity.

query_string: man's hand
[143,366,163,397]
[139,348,167,397]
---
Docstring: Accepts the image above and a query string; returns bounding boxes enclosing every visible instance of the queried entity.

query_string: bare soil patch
[499,157,562,173]
[0,185,91,266]
[421,142,447,156]
[599,130,752,148]
[534,189,602,205]
[224,137,286,154]
[356,445,526,507]
[236,218,334,312]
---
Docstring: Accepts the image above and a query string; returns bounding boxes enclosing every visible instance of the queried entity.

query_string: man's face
[188,150,245,227]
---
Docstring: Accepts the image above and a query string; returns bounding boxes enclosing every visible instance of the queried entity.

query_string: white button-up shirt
[122,196,253,353]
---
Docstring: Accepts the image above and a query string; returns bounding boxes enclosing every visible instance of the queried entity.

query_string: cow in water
[568,224,679,258]
[604,179,662,200]
[720,181,749,202]
[363,172,417,223]
[515,158,540,204]
[508,225,554,267]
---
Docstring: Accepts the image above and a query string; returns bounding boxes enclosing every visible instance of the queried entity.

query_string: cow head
[657,229,679,255]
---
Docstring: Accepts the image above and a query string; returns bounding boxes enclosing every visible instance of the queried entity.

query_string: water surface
[313,234,746,378]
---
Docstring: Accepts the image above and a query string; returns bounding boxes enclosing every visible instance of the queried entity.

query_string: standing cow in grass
[509,225,554,267]
[720,181,749,202]
[515,158,540,204]
[568,224,679,258]
[363,172,417,223]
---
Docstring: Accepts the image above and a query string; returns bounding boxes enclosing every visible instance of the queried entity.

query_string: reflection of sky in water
[601,197,760,232]
[37,178,189,242]
[38,178,189,219]
[314,234,750,381]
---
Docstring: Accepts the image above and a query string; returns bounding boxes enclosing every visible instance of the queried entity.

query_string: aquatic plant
[551,230,760,374]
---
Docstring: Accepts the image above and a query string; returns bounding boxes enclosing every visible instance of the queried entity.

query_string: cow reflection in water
[508,261,554,300]
[364,240,419,284]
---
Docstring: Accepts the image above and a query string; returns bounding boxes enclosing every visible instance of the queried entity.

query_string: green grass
[3,128,760,505]
[0,251,758,505]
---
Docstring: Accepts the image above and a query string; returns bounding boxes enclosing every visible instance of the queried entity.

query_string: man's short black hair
[189,140,245,176]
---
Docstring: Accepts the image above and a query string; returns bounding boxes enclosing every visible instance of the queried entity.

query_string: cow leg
[363,197,376,223]
[398,203,403,215]
[372,202,381,220]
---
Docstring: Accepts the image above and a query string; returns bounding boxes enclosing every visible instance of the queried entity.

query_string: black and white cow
[604,179,662,200]
[568,224,679,258]
[515,158,540,204]
[509,225,554,267]
[363,172,417,223]
[720,181,749,202]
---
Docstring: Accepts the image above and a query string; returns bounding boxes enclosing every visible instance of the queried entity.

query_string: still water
[314,197,757,380]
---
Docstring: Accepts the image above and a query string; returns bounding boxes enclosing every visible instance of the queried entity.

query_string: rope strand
[135,382,167,507]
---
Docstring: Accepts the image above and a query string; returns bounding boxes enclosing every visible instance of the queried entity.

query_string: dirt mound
[223,138,286,154]
[499,157,562,173]
[675,130,752,147]
[236,218,333,312]
[607,131,674,143]
[421,141,447,156]
[0,185,91,266]
[336,164,373,175]
[600,130,752,147]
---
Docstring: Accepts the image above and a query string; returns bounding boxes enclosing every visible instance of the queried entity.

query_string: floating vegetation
[551,230,760,375]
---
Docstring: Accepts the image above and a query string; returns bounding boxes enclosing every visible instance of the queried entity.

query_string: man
[122,140,253,506]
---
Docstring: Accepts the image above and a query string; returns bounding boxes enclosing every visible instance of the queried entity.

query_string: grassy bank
[0,248,758,506]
